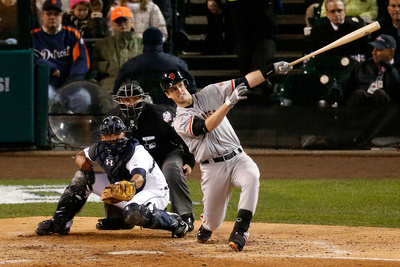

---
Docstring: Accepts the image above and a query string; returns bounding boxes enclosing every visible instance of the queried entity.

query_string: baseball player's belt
[202,148,242,164]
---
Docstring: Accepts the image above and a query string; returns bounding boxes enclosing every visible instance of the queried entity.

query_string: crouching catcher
[35,116,188,238]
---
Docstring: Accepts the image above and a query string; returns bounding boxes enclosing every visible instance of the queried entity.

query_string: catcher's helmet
[160,70,188,91]
[113,81,149,118]
[99,116,127,135]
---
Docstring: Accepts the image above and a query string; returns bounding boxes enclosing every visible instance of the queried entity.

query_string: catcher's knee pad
[123,203,153,227]
[70,170,95,187]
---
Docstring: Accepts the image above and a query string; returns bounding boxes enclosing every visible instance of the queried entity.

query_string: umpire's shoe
[35,219,72,236]
[181,213,195,233]
[96,218,135,230]
[228,230,250,252]
[196,225,212,243]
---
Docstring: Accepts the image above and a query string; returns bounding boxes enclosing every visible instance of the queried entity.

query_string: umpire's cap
[160,70,188,91]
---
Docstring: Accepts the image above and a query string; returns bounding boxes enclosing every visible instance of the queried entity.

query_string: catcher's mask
[113,81,149,119]
[160,70,189,92]
[99,116,129,154]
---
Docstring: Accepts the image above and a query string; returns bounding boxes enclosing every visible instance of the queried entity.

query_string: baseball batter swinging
[160,61,292,251]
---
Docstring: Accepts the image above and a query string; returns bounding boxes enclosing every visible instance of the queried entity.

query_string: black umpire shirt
[108,103,195,169]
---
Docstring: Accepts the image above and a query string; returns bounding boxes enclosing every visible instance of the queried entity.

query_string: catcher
[35,116,189,238]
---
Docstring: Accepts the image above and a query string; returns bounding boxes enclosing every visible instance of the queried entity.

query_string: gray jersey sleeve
[174,81,242,163]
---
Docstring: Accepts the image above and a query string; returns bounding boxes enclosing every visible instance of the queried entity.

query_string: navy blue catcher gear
[99,116,129,155]
[99,116,127,135]
[160,70,189,91]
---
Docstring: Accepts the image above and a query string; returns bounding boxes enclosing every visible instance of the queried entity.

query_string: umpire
[103,81,196,231]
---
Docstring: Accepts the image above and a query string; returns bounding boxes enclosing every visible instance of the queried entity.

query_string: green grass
[1,179,399,228]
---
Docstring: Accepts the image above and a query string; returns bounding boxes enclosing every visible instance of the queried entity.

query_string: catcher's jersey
[174,80,241,163]
[84,143,168,190]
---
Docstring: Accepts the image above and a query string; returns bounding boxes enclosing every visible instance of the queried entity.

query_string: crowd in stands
[29,0,400,110]
[31,0,193,104]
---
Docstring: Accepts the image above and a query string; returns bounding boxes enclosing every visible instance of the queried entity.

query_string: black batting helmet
[99,116,127,135]
[160,70,189,91]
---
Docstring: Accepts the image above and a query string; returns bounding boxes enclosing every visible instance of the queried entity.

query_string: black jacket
[374,14,400,57]
[330,56,400,105]
[307,16,370,56]
[113,44,196,95]
[108,103,195,169]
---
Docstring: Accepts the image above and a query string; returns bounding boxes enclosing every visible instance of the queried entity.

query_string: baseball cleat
[196,225,212,243]
[228,241,240,251]
[35,219,71,236]
[228,230,250,252]
[173,220,189,238]
[96,218,134,230]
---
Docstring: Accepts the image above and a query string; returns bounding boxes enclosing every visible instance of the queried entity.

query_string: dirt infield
[2,217,400,266]
[1,149,400,266]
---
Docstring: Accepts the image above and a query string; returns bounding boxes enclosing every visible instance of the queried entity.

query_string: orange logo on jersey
[169,73,176,80]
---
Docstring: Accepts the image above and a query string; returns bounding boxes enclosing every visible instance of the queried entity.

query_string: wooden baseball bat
[289,21,381,67]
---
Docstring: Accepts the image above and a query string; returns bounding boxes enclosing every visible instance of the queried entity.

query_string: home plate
[108,250,164,255]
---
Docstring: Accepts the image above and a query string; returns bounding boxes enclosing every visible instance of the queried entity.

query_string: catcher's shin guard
[96,203,134,230]
[150,208,188,238]
[123,203,153,227]
[36,171,93,236]
[228,209,253,252]
[123,203,188,237]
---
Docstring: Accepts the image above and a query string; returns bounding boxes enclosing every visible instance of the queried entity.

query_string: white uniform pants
[199,152,260,231]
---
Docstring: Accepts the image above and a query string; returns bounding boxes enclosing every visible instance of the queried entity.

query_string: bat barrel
[289,21,380,67]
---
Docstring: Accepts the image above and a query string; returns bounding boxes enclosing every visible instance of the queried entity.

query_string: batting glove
[225,83,248,108]
[273,61,292,75]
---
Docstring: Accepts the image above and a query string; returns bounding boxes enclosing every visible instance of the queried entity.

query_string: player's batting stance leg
[198,153,260,251]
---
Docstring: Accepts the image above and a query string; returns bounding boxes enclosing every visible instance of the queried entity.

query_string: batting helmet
[160,70,189,91]
[113,81,149,118]
[99,116,127,135]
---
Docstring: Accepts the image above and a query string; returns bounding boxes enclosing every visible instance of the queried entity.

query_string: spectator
[32,0,90,100]
[91,6,143,93]
[62,0,110,38]
[378,0,389,19]
[0,0,18,42]
[35,0,71,22]
[107,0,168,42]
[326,34,400,107]
[105,81,196,232]
[152,0,173,52]
[374,0,400,56]
[236,0,279,76]
[306,0,370,57]
[113,27,196,104]
[320,0,378,23]
[202,0,224,55]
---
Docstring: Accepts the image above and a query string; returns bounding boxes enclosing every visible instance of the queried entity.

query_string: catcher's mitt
[101,180,136,204]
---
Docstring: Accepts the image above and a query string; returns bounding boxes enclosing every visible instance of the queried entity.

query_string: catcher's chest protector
[89,142,136,183]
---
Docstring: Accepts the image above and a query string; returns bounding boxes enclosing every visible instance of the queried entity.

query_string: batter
[160,61,292,251]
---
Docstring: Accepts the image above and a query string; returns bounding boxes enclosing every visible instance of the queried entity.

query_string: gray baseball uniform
[173,80,260,231]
